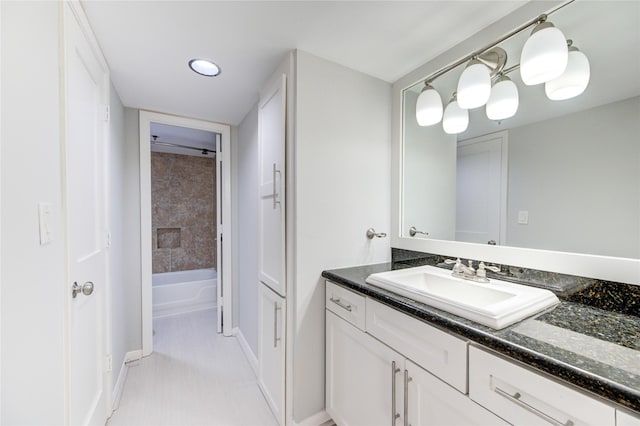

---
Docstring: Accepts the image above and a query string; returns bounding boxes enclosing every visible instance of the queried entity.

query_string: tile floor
[107,309,277,426]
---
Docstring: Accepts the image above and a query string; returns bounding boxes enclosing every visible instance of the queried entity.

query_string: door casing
[139,111,232,356]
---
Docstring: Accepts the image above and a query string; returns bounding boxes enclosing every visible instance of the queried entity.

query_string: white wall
[235,103,260,356]
[403,90,456,240]
[0,2,66,423]
[123,108,143,351]
[293,50,392,421]
[507,96,640,258]
[107,83,130,390]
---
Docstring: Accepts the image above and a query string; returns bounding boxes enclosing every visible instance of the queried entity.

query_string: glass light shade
[520,22,568,86]
[486,77,519,120]
[457,61,491,109]
[545,49,590,100]
[442,99,469,134]
[189,59,221,77]
[416,86,443,126]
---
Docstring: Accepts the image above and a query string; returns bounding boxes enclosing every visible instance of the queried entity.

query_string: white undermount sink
[366,265,559,330]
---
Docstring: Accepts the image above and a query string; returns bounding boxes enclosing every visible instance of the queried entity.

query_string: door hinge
[106,231,112,248]
[103,105,110,122]
[106,354,112,372]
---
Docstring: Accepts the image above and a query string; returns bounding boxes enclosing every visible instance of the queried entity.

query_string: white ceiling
[81,1,524,126]
[149,122,218,157]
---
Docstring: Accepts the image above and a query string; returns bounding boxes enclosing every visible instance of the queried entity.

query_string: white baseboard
[111,357,129,412]
[293,410,332,426]
[125,349,143,363]
[235,328,258,376]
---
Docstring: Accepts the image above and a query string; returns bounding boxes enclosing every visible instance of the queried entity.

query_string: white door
[456,131,508,245]
[326,311,404,426]
[63,4,109,425]
[258,283,286,425]
[258,74,287,297]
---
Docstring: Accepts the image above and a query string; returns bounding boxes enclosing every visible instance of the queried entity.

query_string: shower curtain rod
[151,140,216,155]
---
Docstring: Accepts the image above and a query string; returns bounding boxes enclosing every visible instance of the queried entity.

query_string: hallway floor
[107,309,277,426]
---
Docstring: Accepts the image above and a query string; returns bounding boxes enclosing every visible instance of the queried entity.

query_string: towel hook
[366,228,387,239]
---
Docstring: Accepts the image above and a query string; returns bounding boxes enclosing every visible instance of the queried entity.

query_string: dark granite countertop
[322,263,640,414]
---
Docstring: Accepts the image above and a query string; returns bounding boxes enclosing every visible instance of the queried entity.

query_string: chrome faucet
[444,259,500,283]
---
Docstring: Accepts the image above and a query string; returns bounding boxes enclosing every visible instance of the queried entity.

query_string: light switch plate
[38,202,52,245]
[517,210,529,225]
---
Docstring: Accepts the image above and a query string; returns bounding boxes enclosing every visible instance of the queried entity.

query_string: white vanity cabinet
[469,346,616,426]
[325,281,507,426]
[405,358,509,426]
[326,310,403,426]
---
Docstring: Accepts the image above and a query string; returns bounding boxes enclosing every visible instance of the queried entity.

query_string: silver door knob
[72,281,94,298]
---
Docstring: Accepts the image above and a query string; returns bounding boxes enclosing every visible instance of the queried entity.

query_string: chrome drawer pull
[273,303,281,348]
[403,370,412,426]
[391,361,401,425]
[329,297,352,312]
[494,387,574,426]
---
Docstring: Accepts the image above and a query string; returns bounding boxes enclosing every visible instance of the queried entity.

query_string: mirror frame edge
[390,0,640,285]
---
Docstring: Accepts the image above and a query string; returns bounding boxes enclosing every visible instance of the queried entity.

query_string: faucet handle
[477,262,500,279]
[444,258,464,274]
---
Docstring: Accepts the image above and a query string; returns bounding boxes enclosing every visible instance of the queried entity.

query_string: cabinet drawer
[366,298,468,393]
[617,409,640,426]
[469,346,616,426]
[326,281,366,331]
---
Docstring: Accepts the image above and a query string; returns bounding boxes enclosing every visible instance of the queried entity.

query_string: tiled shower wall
[151,152,216,273]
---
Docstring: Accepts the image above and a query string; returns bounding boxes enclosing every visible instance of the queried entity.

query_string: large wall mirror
[393,0,640,283]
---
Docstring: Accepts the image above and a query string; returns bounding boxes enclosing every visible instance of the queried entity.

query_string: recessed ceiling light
[188,59,221,77]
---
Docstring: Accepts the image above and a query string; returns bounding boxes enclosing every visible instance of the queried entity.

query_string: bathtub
[152,268,217,318]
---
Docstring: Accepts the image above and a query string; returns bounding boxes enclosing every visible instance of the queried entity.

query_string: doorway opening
[139,111,232,357]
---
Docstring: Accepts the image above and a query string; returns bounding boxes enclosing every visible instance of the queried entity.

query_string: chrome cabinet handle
[272,163,281,209]
[273,302,281,348]
[391,361,401,425]
[329,297,352,312]
[403,370,412,426]
[494,387,574,426]
[72,281,94,298]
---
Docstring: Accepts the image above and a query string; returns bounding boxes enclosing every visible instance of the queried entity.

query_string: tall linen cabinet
[258,65,289,425]
[251,50,392,425]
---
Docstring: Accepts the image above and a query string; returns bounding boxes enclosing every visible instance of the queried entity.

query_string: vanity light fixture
[416,83,443,126]
[188,58,221,77]
[520,19,568,85]
[457,48,506,109]
[486,74,519,120]
[545,40,590,100]
[442,93,469,134]
[413,4,583,128]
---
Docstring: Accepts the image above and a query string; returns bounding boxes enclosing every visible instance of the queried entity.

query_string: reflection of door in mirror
[455,131,508,245]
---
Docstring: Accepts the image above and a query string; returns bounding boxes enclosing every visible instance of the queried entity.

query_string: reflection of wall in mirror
[505,95,640,258]
[403,90,456,240]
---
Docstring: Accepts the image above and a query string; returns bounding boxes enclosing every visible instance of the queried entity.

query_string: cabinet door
[405,360,509,426]
[258,73,287,297]
[326,311,404,426]
[258,283,286,425]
